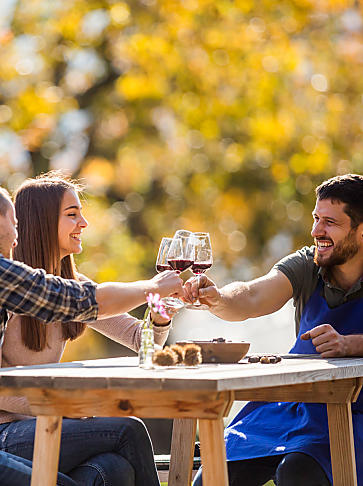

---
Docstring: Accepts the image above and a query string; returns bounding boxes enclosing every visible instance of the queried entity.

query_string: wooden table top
[1,355,363,392]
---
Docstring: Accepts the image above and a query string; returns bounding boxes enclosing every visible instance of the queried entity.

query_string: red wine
[156,264,172,273]
[167,259,193,272]
[192,263,212,274]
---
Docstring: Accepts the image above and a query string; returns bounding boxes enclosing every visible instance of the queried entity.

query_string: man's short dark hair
[0,188,12,216]
[316,174,363,228]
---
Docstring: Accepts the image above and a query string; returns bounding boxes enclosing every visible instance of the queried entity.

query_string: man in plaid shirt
[0,187,183,485]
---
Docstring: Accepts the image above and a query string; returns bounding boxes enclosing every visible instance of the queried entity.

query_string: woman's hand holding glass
[155,237,185,310]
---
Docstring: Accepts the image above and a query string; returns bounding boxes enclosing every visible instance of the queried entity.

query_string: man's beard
[314,228,359,268]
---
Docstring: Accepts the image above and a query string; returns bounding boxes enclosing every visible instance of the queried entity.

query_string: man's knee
[275,453,330,486]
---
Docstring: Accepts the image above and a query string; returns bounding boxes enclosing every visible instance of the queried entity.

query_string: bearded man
[186,174,363,486]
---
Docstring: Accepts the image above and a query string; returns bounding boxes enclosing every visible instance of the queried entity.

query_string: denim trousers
[0,450,77,486]
[0,416,160,486]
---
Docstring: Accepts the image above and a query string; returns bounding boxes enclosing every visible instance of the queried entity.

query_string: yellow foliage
[10,89,57,131]
[55,10,84,40]
[81,158,115,188]
[249,115,292,146]
[213,190,252,228]
[200,119,220,139]
[117,73,167,100]
[271,162,290,183]
[115,149,153,194]
[1,0,362,361]
[315,0,355,11]
[110,3,131,25]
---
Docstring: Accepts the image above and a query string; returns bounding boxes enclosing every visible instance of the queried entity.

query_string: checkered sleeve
[0,257,98,323]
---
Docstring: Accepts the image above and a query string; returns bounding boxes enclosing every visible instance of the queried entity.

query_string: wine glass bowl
[155,237,173,273]
[186,232,212,310]
[167,236,194,273]
[191,248,212,274]
[155,237,185,310]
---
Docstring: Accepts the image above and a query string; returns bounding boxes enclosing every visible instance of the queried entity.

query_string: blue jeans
[0,416,160,486]
[0,450,77,486]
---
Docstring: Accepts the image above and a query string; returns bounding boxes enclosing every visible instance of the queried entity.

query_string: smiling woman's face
[58,189,88,259]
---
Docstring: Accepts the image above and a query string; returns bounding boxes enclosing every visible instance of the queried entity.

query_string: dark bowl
[176,340,250,363]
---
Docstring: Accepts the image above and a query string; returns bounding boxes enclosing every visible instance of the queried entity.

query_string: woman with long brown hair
[0,172,176,486]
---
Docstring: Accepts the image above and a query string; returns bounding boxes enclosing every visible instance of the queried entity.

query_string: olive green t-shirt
[273,245,363,335]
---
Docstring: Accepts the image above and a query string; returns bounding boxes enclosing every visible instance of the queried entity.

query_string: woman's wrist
[153,320,171,327]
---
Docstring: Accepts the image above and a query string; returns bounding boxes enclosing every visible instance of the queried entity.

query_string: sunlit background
[0,0,362,363]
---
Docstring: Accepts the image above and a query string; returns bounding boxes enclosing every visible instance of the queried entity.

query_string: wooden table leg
[199,418,228,486]
[31,415,62,486]
[327,403,357,486]
[169,418,197,486]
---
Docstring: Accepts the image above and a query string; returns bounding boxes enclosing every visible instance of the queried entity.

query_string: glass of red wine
[155,237,185,309]
[167,235,195,273]
[186,232,212,310]
[156,237,173,273]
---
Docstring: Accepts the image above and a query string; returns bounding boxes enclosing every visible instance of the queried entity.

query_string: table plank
[234,378,361,403]
[1,357,363,392]
[0,357,363,391]
[0,388,233,419]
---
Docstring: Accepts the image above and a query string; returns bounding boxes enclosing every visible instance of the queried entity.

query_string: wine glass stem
[193,273,202,306]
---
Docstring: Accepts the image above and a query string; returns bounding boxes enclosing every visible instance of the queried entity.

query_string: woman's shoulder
[76,272,96,283]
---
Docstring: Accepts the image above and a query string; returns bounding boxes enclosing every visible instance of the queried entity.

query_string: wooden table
[0,355,362,486]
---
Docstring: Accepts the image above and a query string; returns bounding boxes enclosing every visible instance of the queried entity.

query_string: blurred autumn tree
[0,0,362,359]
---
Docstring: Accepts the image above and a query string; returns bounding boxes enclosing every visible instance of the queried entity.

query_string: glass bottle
[138,327,154,369]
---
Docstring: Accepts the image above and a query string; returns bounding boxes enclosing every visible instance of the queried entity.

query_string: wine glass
[155,237,173,273]
[173,229,192,238]
[155,237,184,310]
[167,234,194,273]
[186,232,212,310]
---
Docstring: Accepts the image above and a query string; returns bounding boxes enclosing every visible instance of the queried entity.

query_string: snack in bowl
[248,354,282,364]
[176,338,250,363]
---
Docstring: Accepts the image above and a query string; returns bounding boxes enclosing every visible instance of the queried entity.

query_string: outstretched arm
[0,256,183,323]
[184,268,293,321]
[96,271,183,319]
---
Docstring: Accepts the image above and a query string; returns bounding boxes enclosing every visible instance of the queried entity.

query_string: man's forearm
[344,335,363,357]
[208,271,293,322]
[214,282,252,321]
[96,280,158,318]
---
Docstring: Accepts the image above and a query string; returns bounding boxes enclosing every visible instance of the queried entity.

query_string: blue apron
[225,279,363,484]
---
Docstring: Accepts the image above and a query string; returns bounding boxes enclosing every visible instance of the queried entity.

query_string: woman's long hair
[13,172,86,351]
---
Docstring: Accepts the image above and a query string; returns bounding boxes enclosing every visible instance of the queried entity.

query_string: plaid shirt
[0,256,98,347]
